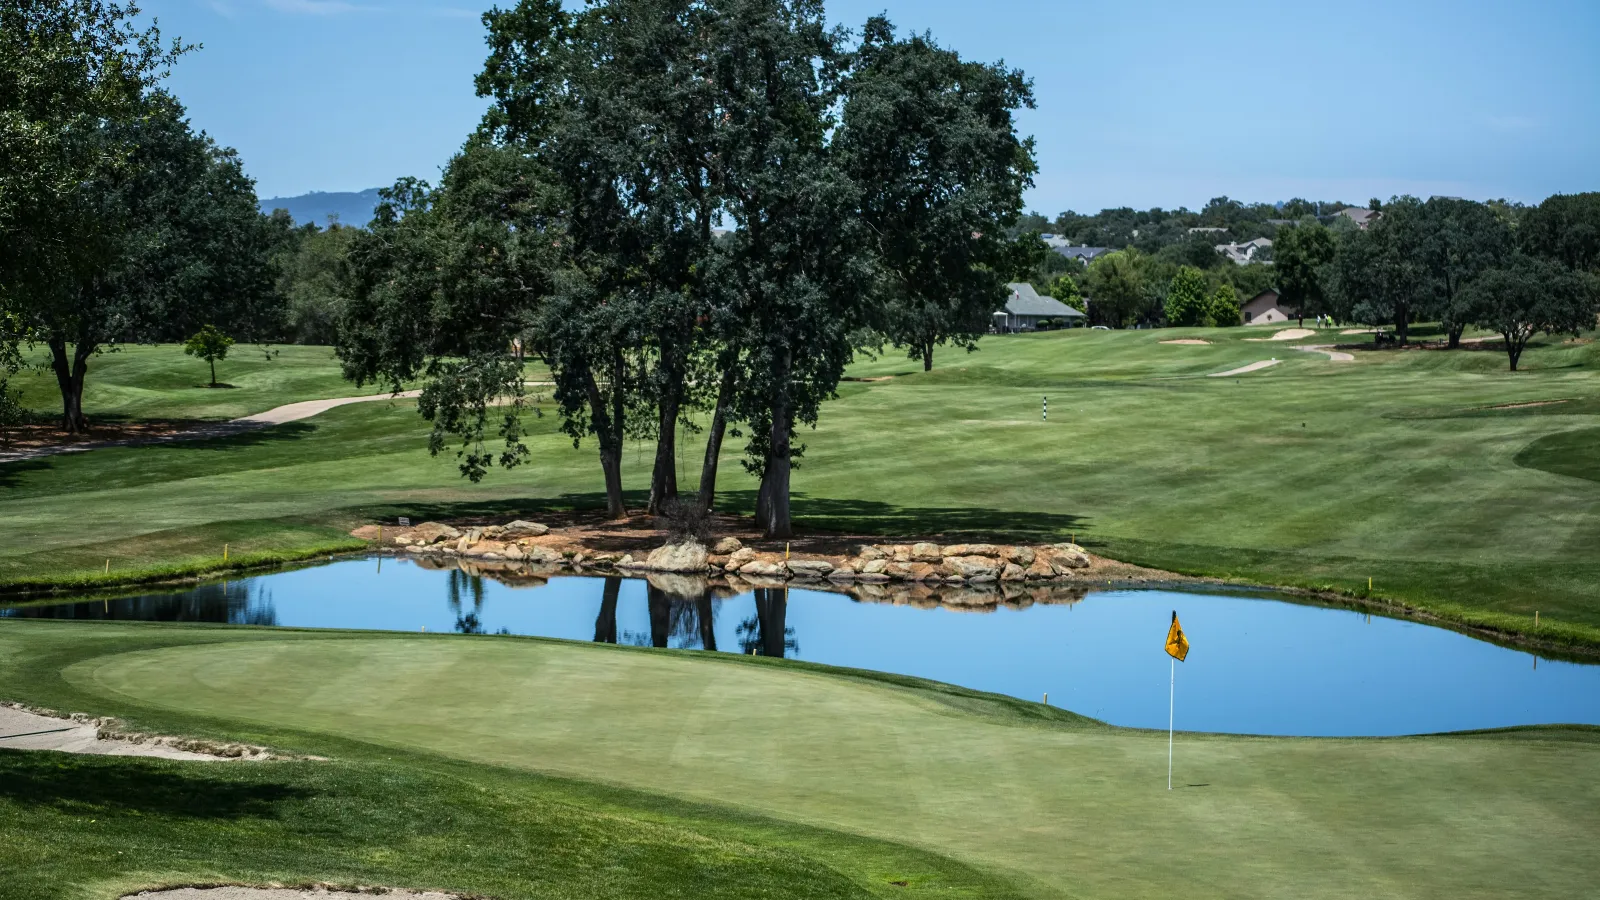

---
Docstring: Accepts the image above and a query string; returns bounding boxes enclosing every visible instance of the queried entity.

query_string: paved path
[1293,344,1356,362]
[0,391,421,464]
[1207,359,1282,377]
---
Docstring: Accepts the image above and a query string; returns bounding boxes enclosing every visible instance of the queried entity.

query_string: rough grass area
[2,620,1597,898]
[2,328,1599,644]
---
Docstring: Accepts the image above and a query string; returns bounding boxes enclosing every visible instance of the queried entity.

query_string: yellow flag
[1165,611,1189,662]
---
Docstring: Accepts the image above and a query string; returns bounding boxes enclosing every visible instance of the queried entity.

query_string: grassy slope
[4,620,1597,899]
[3,331,1599,643]
[0,622,1014,900]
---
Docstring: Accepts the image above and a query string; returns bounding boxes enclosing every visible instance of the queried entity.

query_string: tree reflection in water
[0,580,277,626]
[738,587,797,658]
[594,576,621,644]
[445,569,486,634]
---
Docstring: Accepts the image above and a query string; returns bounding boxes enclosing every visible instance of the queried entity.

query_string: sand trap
[1341,328,1377,335]
[1294,345,1356,362]
[0,704,276,761]
[1208,359,1281,377]
[1160,339,1211,345]
[121,883,460,890]
[1268,328,1316,341]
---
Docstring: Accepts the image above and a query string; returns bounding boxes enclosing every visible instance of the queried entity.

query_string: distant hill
[259,188,384,228]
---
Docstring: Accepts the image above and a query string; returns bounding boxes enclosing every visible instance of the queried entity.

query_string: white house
[1216,237,1272,265]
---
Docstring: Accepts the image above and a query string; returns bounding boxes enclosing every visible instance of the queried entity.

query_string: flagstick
[1168,657,1175,791]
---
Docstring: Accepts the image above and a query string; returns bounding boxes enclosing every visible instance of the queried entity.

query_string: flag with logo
[1165,611,1189,662]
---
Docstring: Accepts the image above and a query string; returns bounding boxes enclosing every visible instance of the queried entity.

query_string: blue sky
[156,0,1599,214]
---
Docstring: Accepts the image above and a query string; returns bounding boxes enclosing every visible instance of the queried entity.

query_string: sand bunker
[1208,359,1281,377]
[1160,339,1211,345]
[0,704,276,761]
[1340,328,1377,335]
[1293,345,1356,362]
[1266,328,1316,341]
[123,883,464,890]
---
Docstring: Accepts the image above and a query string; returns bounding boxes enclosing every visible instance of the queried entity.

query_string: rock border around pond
[355,520,1099,588]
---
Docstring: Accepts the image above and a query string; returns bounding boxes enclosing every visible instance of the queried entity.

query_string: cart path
[0,390,422,464]
[1207,359,1282,377]
[1293,345,1357,362]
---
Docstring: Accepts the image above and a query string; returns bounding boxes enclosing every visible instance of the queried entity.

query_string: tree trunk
[594,576,620,643]
[581,363,627,520]
[922,342,934,372]
[1395,307,1410,346]
[697,365,737,513]
[208,358,217,387]
[757,351,794,538]
[1447,322,1465,349]
[648,371,682,515]
[48,339,92,434]
[1504,331,1524,372]
[754,587,789,658]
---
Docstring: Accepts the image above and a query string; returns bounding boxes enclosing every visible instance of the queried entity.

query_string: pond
[6,555,1597,737]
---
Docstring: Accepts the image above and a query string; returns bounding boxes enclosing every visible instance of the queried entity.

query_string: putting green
[75,635,1600,899]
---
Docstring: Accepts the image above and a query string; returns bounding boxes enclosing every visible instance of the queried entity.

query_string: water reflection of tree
[594,577,621,644]
[0,581,277,625]
[446,569,486,635]
[738,587,797,658]
[613,581,720,651]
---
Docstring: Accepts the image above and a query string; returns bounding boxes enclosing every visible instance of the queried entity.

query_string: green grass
[3,329,1600,646]
[2,620,1597,898]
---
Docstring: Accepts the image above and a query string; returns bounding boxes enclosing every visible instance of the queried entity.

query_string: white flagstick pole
[1168,657,1175,791]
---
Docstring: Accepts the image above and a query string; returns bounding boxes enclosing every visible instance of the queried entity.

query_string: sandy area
[0,704,274,761]
[1246,328,1316,342]
[1159,339,1211,345]
[121,883,460,890]
[1293,345,1356,362]
[1207,359,1281,377]
[1340,328,1377,335]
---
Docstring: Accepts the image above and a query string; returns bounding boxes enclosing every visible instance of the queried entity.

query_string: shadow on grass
[357,491,1094,546]
[0,752,307,819]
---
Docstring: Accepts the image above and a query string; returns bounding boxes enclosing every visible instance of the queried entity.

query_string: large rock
[502,520,550,538]
[727,547,758,569]
[641,541,710,573]
[1001,546,1035,566]
[886,561,943,582]
[521,544,563,565]
[943,543,1000,558]
[787,558,834,579]
[713,536,744,555]
[910,542,944,563]
[859,558,889,575]
[890,544,913,563]
[739,560,787,578]
[942,556,999,579]
[412,522,462,545]
[1026,555,1056,580]
[856,544,889,561]
[462,541,507,559]
[828,566,856,581]
[1043,545,1091,571]
[1001,562,1027,582]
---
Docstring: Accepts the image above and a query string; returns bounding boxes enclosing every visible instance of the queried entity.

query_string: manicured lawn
[3,620,1596,898]
[3,328,1599,647]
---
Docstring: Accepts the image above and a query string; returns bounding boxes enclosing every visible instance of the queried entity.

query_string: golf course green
[3,326,1598,646]
[2,618,1597,899]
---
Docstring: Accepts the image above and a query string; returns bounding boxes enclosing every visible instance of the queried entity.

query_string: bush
[657,496,715,546]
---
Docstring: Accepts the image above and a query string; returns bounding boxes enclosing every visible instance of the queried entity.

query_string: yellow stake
[1368,576,1372,593]
[1043,692,1048,705]
[224,543,229,561]
[104,559,109,574]
[1535,611,1540,628]
[785,542,790,561]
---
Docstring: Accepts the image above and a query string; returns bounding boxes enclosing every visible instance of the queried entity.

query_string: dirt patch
[1159,339,1211,345]
[0,703,292,761]
[1207,359,1281,377]
[122,883,464,890]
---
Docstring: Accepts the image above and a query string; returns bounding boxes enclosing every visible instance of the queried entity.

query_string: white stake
[1168,657,1175,791]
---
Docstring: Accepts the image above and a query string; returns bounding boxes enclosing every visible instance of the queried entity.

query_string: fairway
[3,328,1599,647]
[59,628,1600,899]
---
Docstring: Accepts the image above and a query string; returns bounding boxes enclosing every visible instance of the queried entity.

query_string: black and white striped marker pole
[1042,396,1047,421]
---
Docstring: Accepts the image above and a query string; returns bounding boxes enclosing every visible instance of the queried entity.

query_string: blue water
[7,556,1598,737]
